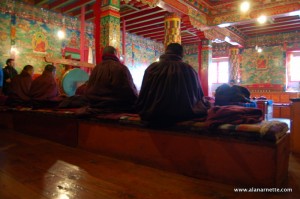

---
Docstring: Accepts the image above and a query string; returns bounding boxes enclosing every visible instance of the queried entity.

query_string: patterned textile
[0,106,288,142]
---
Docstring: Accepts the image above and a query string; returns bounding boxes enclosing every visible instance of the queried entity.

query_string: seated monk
[6,65,34,106]
[29,64,62,108]
[75,81,88,96]
[84,46,138,112]
[215,80,251,106]
[136,43,209,124]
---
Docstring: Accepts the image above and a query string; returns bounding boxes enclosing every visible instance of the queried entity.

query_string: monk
[136,43,209,124]
[29,64,61,107]
[75,81,88,96]
[84,46,138,112]
[6,65,34,106]
[2,59,18,95]
[215,80,251,106]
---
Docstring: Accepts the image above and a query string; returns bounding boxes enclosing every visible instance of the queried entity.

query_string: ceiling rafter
[61,0,95,14]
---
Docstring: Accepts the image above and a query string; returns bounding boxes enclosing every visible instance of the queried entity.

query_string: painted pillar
[164,13,181,48]
[122,18,126,63]
[80,6,86,62]
[94,0,102,64]
[199,39,212,96]
[229,46,240,83]
[101,0,120,50]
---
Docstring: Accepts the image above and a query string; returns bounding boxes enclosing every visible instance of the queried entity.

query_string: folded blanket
[206,105,263,128]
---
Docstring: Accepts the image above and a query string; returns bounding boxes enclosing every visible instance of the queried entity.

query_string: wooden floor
[0,129,299,199]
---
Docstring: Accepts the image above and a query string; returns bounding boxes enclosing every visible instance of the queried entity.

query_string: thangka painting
[241,45,285,85]
[15,17,63,74]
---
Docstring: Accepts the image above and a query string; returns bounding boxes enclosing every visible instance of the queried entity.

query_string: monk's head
[165,43,183,58]
[44,64,56,76]
[103,46,117,56]
[23,65,34,77]
[6,58,15,67]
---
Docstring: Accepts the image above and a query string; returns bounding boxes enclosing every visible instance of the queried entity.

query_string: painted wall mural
[212,42,230,58]
[246,31,300,48]
[16,17,63,74]
[241,46,285,85]
[0,4,162,91]
[0,13,11,67]
[0,1,94,77]
[122,33,164,90]
[183,44,199,72]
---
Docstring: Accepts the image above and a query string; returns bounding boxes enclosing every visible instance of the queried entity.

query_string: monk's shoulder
[145,62,160,71]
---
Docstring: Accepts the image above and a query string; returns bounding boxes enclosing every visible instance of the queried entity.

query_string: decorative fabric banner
[229,47,240,82]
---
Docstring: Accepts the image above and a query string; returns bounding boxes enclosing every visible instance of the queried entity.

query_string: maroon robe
[85,54,138,112]
[6,70,32,105]
[206,105,263,127]
[75,82,87,96]
[29,71,59,104]
[136,53,209,123]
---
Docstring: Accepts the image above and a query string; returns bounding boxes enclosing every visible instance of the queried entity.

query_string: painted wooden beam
[62,0,94,14]
[35,0,49,6]
[49,0,73,10]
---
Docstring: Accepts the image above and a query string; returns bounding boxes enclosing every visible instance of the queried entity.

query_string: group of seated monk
[1,43,256,124]
[3,64,62,107]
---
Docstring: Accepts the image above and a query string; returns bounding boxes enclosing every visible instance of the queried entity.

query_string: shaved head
[44,64,56,72]
[103,46,117,56]
[23,65,33,71]
[165,43,183,58]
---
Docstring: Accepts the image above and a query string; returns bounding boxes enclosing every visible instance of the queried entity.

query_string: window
[286,51,300,91]
[209,58,229,84]
[209,58,229,96]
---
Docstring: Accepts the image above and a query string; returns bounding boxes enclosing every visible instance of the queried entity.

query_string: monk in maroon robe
[29,64,61,108]
[6,65,34,106]
[84,46,138,112]
[85,46,138,112]
[136,43,209,124]
[75,81,87,96]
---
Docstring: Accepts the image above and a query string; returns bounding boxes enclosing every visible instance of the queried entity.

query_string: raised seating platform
[0,106,290,187]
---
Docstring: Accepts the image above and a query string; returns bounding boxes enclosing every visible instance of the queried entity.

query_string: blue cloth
[238,101,257,108]
[0,67,3,87]
[266,100,273,105]
[254,100,273,105]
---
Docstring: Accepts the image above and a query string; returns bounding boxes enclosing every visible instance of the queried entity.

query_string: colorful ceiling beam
[123,0,160,7]
[35,0,49,7]
[181,0,211,15]
[70,4,94,17]
[49,0,74,10]
[210,0,300,26]
[61,0,95,14]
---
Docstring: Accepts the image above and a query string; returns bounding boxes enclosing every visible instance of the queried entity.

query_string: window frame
[210,57,229,84]
[287,51,300,83]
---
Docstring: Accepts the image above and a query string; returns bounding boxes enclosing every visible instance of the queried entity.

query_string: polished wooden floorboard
[0,129,299,199]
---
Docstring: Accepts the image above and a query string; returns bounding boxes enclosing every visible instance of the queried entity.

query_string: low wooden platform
[79,121,289,187]
[0,109,290,187]
[0,129,299,199]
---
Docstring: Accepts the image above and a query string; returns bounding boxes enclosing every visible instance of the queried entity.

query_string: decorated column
[101,0,120,50]
[164,13,181,48]
[199,39,212,96]
[229,46,240,83]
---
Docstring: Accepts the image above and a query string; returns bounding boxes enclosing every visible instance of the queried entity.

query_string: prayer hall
[1,0,300,198]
